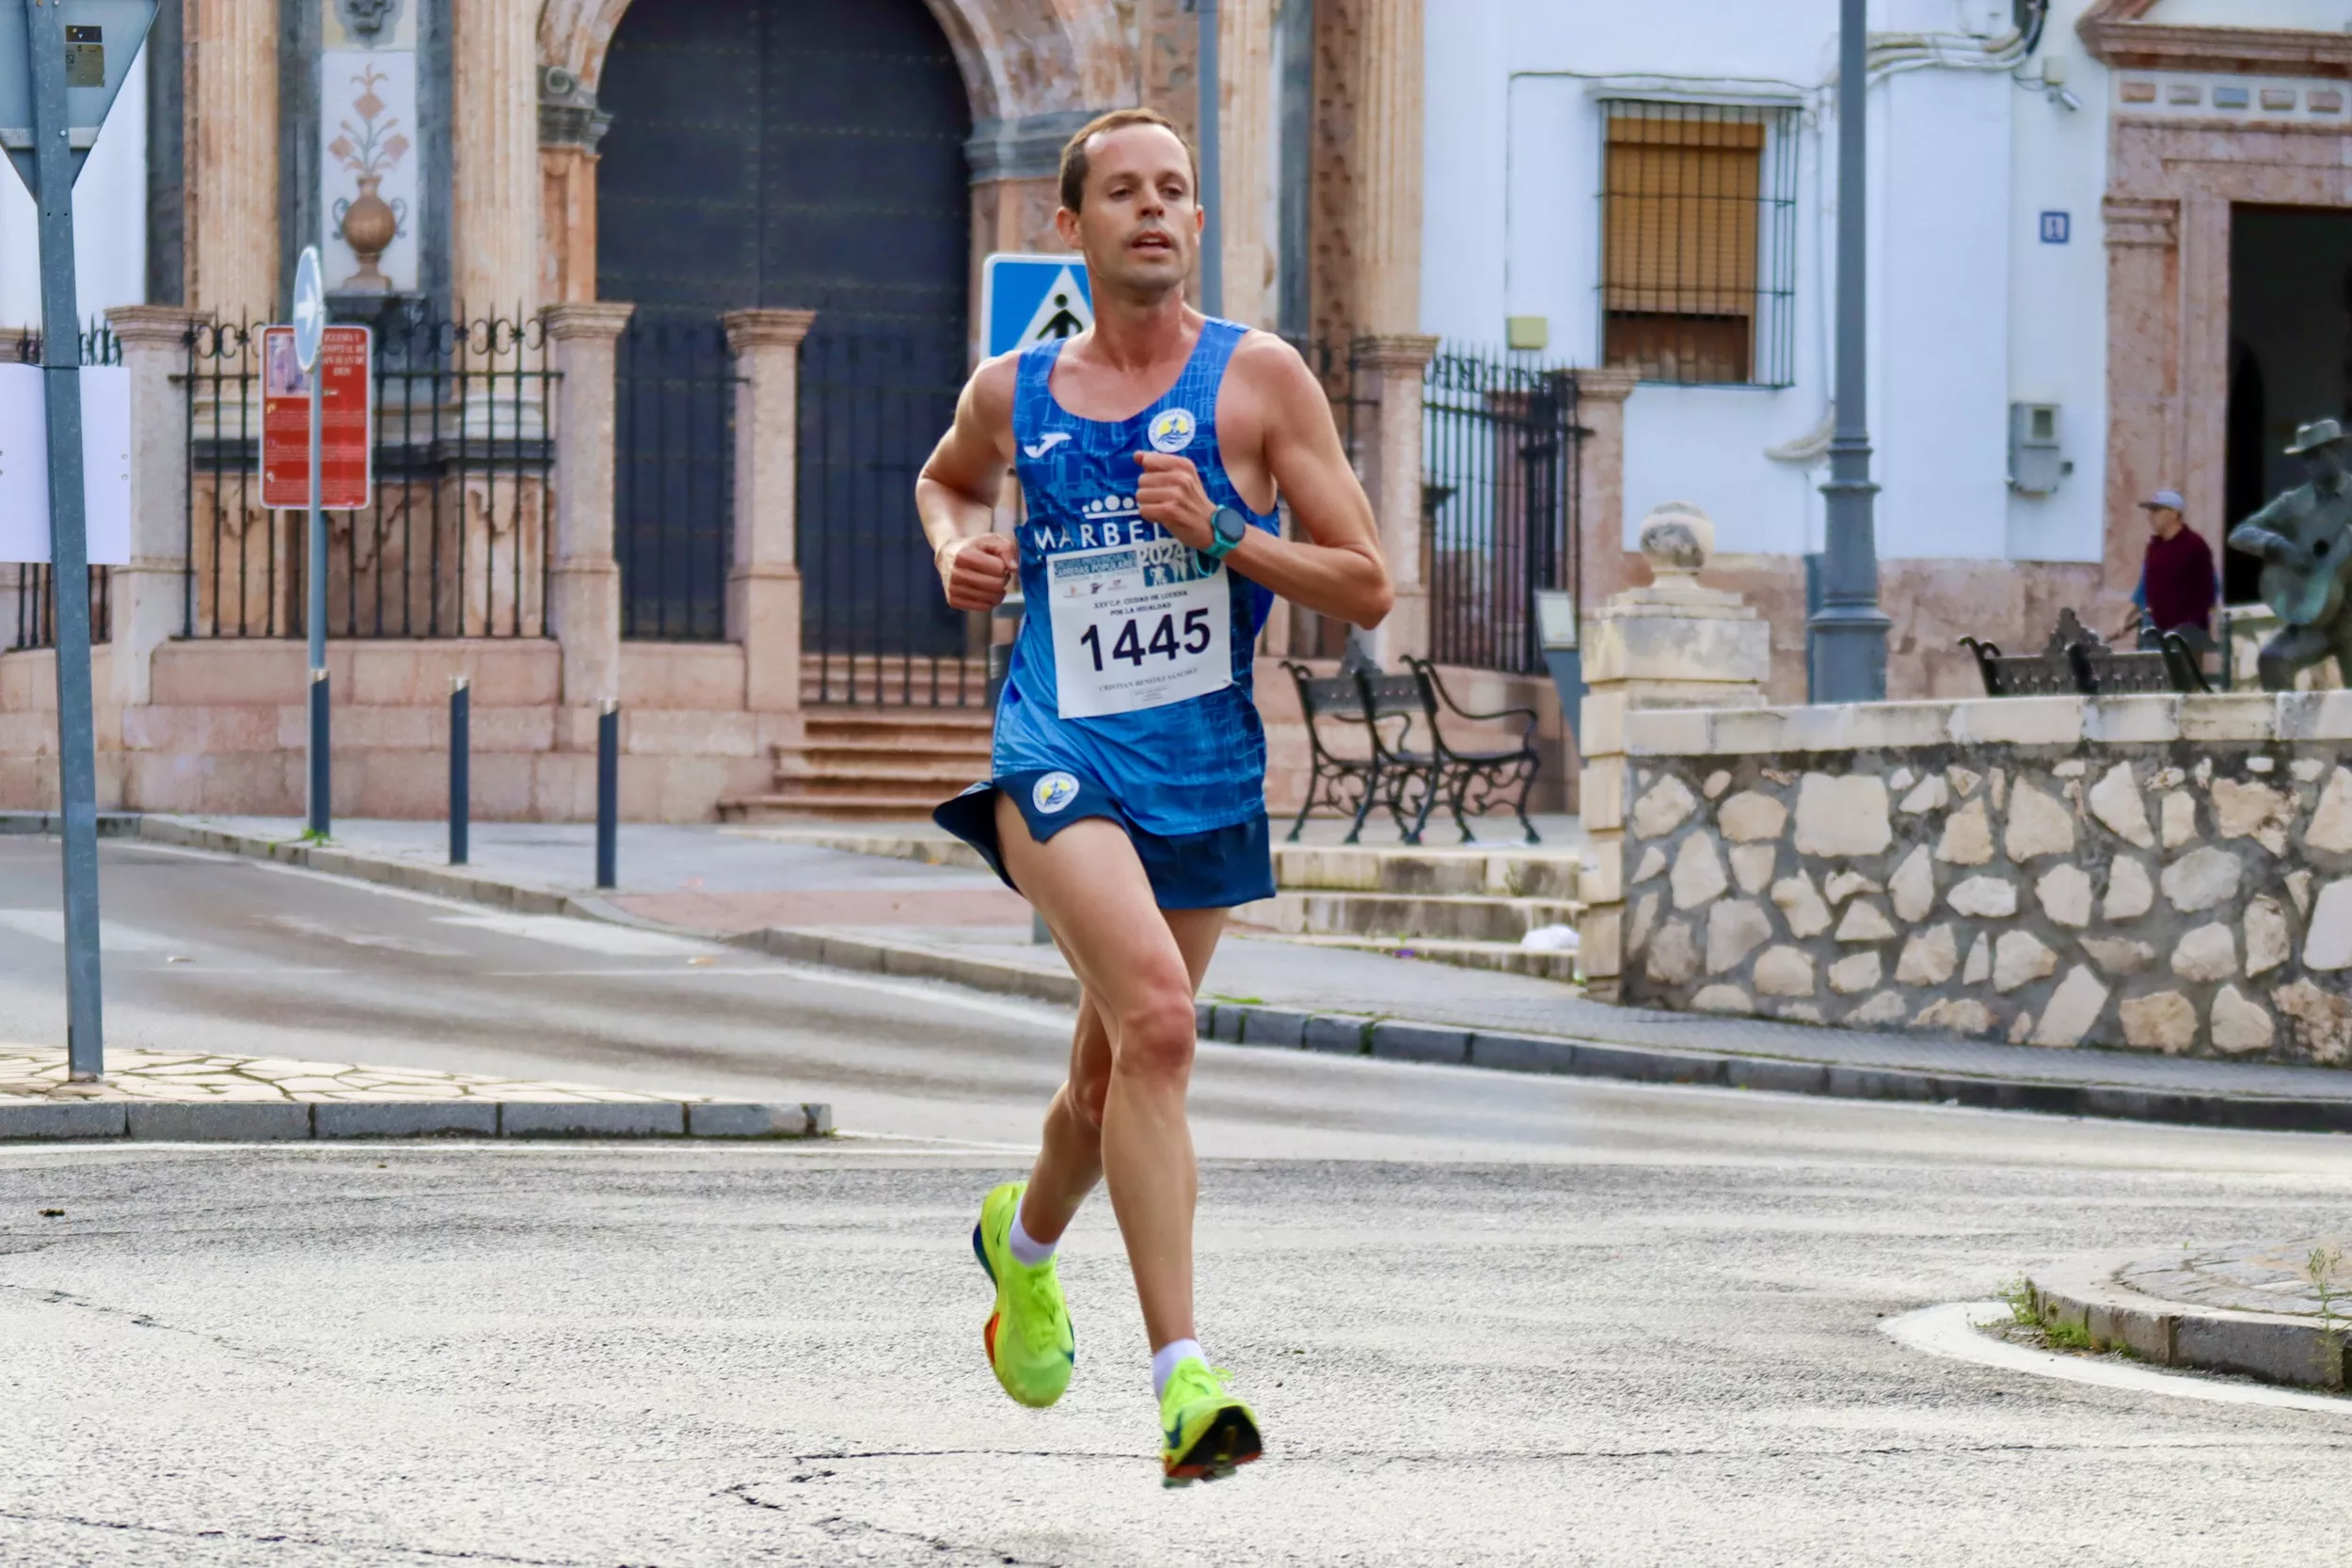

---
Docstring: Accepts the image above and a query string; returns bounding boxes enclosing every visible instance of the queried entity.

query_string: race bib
[1047,536,1232,720]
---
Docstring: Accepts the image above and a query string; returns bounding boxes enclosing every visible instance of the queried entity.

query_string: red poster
[262,325,372,510]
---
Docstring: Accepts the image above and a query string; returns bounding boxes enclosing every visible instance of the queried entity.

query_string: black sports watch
[1204,505,1250,561]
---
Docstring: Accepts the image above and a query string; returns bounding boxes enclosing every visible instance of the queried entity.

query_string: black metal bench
[1961,608,2211,697]
[1281,655,1543,846]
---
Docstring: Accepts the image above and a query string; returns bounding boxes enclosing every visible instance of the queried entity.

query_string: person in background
[2126,488,2218,647]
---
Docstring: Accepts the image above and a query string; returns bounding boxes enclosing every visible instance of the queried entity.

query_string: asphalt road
[6,837,2352,1565]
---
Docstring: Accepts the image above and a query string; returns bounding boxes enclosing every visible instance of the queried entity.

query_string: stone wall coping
[1622,691,2352,758]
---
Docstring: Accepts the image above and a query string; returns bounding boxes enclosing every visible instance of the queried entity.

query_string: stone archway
[2084,3,2352,622]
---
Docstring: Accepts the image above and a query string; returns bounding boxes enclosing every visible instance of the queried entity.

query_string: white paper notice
[0,363,132,566]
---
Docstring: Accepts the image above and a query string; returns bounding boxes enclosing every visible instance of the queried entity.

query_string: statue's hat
[2286,419,2346,454]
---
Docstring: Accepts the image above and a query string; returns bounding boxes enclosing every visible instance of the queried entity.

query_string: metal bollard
[308,668,332,838]
[596,700,619,890]
[990,596,1051,947]
[449,675,470,866]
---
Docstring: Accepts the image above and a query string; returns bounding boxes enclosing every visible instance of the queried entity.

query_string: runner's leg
[994,795,1226,1352]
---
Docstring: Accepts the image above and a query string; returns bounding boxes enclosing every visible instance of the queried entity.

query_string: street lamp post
[1809,0,1891,702]
[1188,0,1222,314]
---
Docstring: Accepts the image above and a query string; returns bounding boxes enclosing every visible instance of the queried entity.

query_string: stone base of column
[550,561,620,711]
[729,563,803,713]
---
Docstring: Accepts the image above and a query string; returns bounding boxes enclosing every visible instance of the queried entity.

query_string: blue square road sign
[982,254,1095,359]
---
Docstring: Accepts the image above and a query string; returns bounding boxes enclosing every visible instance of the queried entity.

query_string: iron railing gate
[183,310,556,640]
[614,315,735,641]
[1422,347,1583,673]
[6,324,119,653]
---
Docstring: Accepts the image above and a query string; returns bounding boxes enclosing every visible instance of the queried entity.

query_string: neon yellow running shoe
[1157,1359,1262,1486]
[970,1181,1073,1409]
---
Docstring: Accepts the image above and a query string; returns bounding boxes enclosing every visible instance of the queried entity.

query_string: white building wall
[1425,0,2114,569]
[0,42,149,332]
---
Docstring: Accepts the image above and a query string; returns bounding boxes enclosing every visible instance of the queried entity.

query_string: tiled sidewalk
[0,1047,682,1104]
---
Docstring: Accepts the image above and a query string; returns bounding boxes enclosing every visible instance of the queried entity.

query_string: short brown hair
[1057,108,1199,213]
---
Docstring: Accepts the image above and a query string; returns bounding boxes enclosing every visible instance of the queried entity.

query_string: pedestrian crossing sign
[982,253,1094,359]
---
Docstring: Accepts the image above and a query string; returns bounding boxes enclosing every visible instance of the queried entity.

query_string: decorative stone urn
[337,175,400,293]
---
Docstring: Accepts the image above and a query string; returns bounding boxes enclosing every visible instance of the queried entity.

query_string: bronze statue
[2229,419,2352,690]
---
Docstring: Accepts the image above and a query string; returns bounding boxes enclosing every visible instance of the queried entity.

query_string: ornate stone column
[1355,0,1423,335]
[1355,333,1438,659]
[2101,196,2181,604]
[185,0,279,318]
[543,302,633,713]
[104,308,208,714]
[538,66,611,306]
[1218,0,1277,325]
[1572,368,1641,609]
[1575,505,1769,1002]
[453,0,541,316]
[723,309,818,714]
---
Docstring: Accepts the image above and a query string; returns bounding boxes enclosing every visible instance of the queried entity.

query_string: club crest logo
[1032,771,1081,815]
[1147,407,1197,454]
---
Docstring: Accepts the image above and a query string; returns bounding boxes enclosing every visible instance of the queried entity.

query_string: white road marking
[0,909,183,953]
[434,912,721,957]
[1882,1299,2352,1416]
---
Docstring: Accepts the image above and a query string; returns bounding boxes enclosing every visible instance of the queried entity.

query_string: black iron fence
[616,315,736,641]
[5,324,120,655]
[1422,345,1582,674]
[800,323,973,705]
[183,310,557,640]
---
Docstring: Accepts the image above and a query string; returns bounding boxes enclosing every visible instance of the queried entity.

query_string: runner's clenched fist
[1133,451,1215,550]
[937,532,1016,611]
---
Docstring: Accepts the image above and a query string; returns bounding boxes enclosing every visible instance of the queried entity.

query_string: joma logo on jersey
[1023,432,1072,459]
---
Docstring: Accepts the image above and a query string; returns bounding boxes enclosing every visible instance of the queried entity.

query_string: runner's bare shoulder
[954,350,1025,463]
[1221,329,1322,434]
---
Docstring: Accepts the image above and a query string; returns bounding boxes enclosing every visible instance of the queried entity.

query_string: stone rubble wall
[1595,692,2352,1067]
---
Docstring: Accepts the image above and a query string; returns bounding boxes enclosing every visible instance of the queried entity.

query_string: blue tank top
[995,317,1279,836]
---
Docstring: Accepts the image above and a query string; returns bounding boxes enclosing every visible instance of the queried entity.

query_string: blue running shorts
[933,768,1275,912]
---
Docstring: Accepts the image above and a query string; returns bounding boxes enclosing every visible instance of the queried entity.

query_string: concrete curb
[0,1097,834,1143]
[2027,1254,2352,1393]
[88,815,2352,1135]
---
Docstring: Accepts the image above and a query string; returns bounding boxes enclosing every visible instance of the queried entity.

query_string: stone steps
[1271,842,1582,901]
[720,705,993,822]
[1237,889,1583,943]
[1252,934,1581,985]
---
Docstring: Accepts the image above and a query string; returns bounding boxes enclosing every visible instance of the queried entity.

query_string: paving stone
[1770,872,1832,939]
[1631,775,1699,838]
[1241,1008,1312,1048]
[2304,768,2352,853]
[1888,847,1934,923]
[2303,877,2352,971]
[1645,919,1698,985]
[1303,1015,1370,1054]
[1834,900,1897,943]
[1993,931,2058,993]
[1705,899,1772,974]
[1752,945,1817,997]
[1911,997,1994,1036]
[2272,979,2352,1064]
[2103,856,2155,922]
[1794,773,1892,859]
[1897,774,1947,815]
[1827,951,1882,995]
[1935,798,1994,865]
[2170,923,2238,983]
[2210,985,2277,1054]
[1670,834,1728,910]
[2118,990,2199,1053]
[2245,895,2291,978]
[2161,846,2242,913]
[2160,790,2199,849]
[1367,1021,1470,1065]
[685,1102,821,1138]
[2034,863,2093,928]
[1895,924,1959,987]
[1728,843,1777,895]
[2004,780,2076,862]
[1717,789,1787,843]
[2030,966,2111,1047]
[0,1101,126,1140]
[501,1102,687,1138]
[1948,875,2017,919]
[2080,936,2156,976]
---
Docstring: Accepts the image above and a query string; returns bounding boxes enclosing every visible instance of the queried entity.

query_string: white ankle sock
[1007,1211,1057,1268]
[1152,1338,1204,1399]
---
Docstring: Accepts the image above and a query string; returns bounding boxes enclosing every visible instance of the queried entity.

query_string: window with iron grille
[1598,100,1798,388]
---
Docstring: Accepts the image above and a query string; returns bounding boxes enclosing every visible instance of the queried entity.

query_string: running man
[915,107,1393,1484]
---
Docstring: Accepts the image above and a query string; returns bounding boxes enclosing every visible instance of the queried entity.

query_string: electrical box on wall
[2010,402,2065,496]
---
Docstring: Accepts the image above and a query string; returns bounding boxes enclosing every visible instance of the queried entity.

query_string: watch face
[1214,507,1248,546]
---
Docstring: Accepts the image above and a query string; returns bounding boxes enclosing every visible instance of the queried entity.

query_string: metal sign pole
[1188,0,1222,314]
[294,246,328,837]
[25,0,103,1079]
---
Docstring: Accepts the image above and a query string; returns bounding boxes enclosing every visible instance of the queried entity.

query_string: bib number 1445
[1077,607,1214,671]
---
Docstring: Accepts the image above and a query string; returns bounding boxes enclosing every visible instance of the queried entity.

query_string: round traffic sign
[293,246,326,371]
